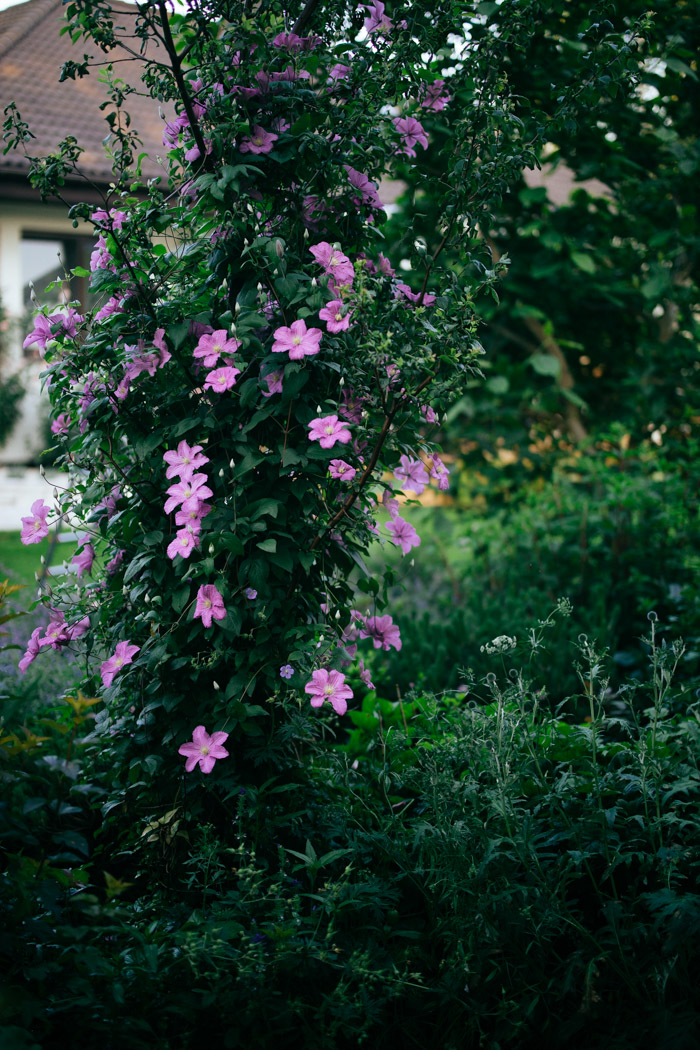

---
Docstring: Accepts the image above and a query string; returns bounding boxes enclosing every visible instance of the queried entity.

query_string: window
[21,233,95,357]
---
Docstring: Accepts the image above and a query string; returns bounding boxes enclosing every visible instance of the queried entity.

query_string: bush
[3,594,700,1049]
[370,433,700,705]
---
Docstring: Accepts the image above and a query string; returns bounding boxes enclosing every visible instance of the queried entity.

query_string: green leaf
[123,553,153,584]
[570,251,596,274]
[256,538,277,553]
[171,584,190,613]
[167,321,191,350]
[220,534,244,556]
[664,57,698,82]
[486,375,509,394]
[529,353,561,378]
[249,498,280,521]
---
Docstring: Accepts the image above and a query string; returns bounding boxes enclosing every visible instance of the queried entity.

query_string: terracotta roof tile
[0,0,171,185]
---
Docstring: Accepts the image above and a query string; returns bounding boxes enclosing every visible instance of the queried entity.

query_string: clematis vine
[308,415,352,449]
[20,499,51,545]
[305,668,353,716]
[101,641,140,689]
[178,726,229,773]
[272,319,323,360]
[194,584,227,628]
[385,515,421,555]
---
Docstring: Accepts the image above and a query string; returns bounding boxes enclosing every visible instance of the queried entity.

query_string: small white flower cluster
[480,635,517,655]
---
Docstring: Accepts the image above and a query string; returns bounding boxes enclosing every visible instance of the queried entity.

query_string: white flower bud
[338,376,345,388]
[39,465,46,477]
[122,586,128,596]
[234,302,241,315]
[317,405,323,414]
[274,239,284,258]
[144,593,150,603]
[311,277,317,288]
[243,237,250,247]
[229,458,235,469]
[218,468,225,478]
[208,543,215,555]
[53,488,58,499]
[231,324,237,337]
[272,268,278,277]
[213,680,220,691]
[40,555,45,565]
[256,282,263,293]
[303,228,309,241]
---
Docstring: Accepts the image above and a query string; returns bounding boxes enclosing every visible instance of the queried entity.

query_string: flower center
[204,599,212,609]
[201,746,210,755]
[292,336,302,344]
[325,425,335,434]
[324,684,334,695]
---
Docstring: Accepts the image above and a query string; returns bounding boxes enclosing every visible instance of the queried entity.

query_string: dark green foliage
[369,433,700,705]
[3,589,700,1049]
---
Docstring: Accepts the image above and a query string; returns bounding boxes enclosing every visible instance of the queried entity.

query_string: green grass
[0,532,42,589]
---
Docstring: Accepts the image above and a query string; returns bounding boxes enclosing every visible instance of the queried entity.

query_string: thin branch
[156,1,210,170]
[293,0,324,36]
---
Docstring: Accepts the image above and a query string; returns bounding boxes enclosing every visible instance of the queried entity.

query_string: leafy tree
[384,0,699,492]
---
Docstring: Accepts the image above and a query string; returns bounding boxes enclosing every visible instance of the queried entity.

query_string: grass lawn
[0,532,42,589]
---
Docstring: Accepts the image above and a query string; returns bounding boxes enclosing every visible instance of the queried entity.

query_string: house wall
[0,200,90,465]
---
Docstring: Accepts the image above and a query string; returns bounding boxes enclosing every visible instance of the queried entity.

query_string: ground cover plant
[3,1,699,1047]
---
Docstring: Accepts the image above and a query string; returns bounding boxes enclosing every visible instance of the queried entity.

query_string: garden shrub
[371,432,700,704]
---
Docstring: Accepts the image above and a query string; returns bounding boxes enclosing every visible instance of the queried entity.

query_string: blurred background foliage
[374,0,699,703]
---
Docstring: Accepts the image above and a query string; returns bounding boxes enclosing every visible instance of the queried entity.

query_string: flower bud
[338,376,345,388]
[213,680,220,691]
[303,228,309,241]
[40,555,45,565]
[144,593,150,603]
[229,458,235,469]
[274,239,284,258]
[256,282,263,293]
[208,543,215,555]
[311,277,317,288]
[218,467,225,478]
[235,302,241,315]
[53,488,58,499]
